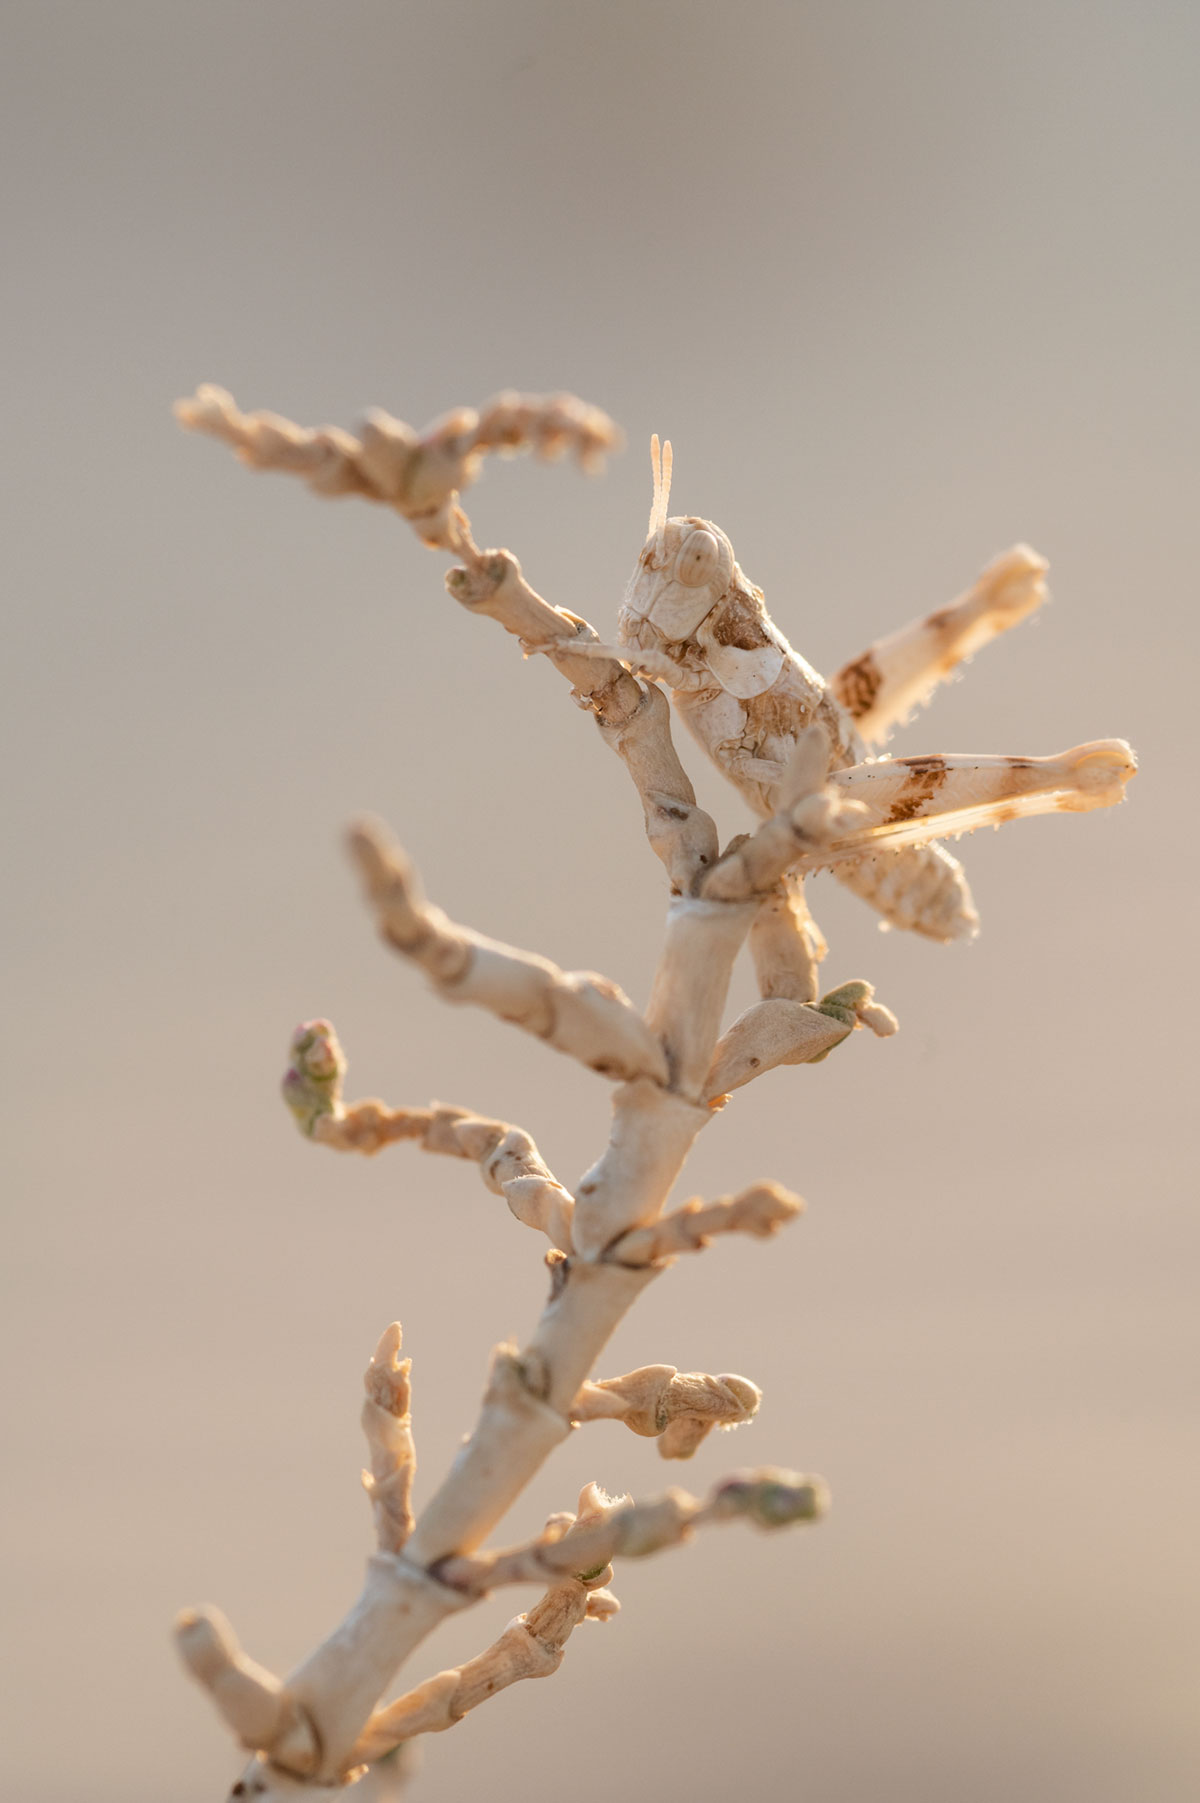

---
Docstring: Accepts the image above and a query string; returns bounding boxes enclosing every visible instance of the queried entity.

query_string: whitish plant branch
[320,1102,575,1250]
[262,790,832,1774]
[704,979,899,1099]
[282,1021,575,1248]
[347,818,669,1085]
[362,1325,417,1556]
[174,384,644,724]
[174,385,620,546]
[571,1365,763,1458]
[434,1468,829,1595]
[609,1179,804,1265]
[176,1608,321,1776]
[350,1485,622,1765]
[444,547,721,888]
[349,1577,612,1764]
[748,872,828,1001]
[178,386,725,891]
[352,1470,821,1770]
[173,384,1131,1800]
[594,677,720,891]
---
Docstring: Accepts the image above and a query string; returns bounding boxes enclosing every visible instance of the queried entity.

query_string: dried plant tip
[362,1323,416,1554]
[705,979,896,1091]
[706,1470,831,1528]
[611,1180,804,1265]
[575,1478,627,1522]
[175,1607,317,1766]
[572,1365,764,1457]
[281,1018,347,1135]
[365,1323,410,1415]
[704,999,848,1092]
[473,390,622,470]
[814,980,898,1038]
[441,1466,827,1596]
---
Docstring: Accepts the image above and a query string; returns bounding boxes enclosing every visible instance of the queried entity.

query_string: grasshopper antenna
[648,434,674,558]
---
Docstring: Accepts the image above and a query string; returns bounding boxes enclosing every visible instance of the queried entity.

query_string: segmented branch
[571,1365,763,1458]
[434,1469,830,1596]
[347,819,669,1085]
[174,385,620,546]
[362,1325,417,1556]
[703,980,899,1098]
[282,1022,575,1247]
[349,1486,621,1765]
[609,1180,804,1265]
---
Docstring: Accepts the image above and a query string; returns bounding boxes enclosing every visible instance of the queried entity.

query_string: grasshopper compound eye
[675,527,724,588]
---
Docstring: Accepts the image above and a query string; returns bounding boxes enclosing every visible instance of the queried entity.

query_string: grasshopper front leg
[528,638,715,693]
[832,546,1048,746]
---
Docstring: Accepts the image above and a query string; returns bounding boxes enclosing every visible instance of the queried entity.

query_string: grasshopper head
[619,437,735,649]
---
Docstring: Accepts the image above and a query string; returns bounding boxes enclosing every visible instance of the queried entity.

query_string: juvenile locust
[593,439,1134,946]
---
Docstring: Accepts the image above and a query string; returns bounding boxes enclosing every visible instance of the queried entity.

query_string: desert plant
[173,386,1134,1799]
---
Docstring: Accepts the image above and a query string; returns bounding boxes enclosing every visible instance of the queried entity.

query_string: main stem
[279,891,754,1782]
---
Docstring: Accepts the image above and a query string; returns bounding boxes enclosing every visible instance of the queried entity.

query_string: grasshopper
[577,439,1134,957]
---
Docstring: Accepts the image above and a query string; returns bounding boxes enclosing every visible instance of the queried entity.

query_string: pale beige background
[3,3,1196,1799]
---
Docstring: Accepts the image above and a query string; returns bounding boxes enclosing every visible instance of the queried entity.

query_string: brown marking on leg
[886,755,949,823]
[925,605,968,674]
[832,650,883,720]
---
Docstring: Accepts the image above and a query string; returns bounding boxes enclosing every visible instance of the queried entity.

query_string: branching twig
[282,1021,575,1248]
[347,819,669,1085]
[177,384,723,889]
[173,381,1129,1801]
[176,1608,321,1776]
[349,1579,609,1763]
[435,1469,829,1596]
[610,1180,804,1265]
[174,385,620,546]
[350,1486,621,1765]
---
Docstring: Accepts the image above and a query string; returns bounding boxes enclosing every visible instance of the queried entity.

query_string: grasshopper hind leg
[833,841,980,943]
[832,546,1048,747]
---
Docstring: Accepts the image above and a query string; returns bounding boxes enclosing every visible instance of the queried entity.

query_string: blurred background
[3,3,1196,1799]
